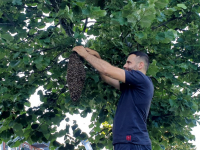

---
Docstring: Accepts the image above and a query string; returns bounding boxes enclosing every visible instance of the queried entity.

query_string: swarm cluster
[67,52,85,102]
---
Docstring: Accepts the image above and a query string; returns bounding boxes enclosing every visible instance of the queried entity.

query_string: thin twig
[35,50,68,74]
[82,17,88,33]
[152,12,192,30]
[3,13,16,26]
[0,23,13,26]
[60,18,74,37]
[35,46,61,53]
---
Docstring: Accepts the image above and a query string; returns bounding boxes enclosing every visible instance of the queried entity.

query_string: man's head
[123,51,149,74]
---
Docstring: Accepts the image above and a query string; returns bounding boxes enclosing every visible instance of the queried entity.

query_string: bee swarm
[67,52,85,102]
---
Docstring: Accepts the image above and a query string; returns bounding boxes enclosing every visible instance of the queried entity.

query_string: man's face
[123,54,140,71]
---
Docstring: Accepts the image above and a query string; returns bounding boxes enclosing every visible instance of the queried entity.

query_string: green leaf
[13,52,21,58]
[111,11,126,25]
[12,0,22,5]
[1,33,14,41]
[65,118,70,122]
[91,75,99,83]
[135,32,147,39]
[36,63,43,69]
[139,6,156,28]
[51,116,61,125]
[13,123,23,131]
[126,14,137,25]
[177,4,187,9]
[91,7,107,19]
[80,111,87,118]
[34,55,43,64]
[24,101,31,107]
[155,0,169,9]
[82,7,90,16]
[10,60,21,67]
[23,55,30,64]
[79,132,88,139]
[147,60,159,77]
[44,133,50,140]
[169,99,176,107]
[87,29,99,36]
[122,1,136,17]
[71,124,78,131]
[58,129,66,137]
[52,140,61,147]
[66,125,70,134]
[73,128,81,137]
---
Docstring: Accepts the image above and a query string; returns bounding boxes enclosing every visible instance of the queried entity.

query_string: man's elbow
[101,65,114,77]
[102,69,111,77]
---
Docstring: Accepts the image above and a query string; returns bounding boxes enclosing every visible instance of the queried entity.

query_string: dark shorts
[114,143,152,150]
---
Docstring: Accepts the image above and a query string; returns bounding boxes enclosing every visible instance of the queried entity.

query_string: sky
[191,119,200,150]
[29,87,200,150]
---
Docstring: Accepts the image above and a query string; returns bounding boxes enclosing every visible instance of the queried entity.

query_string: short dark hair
[128,51,149,71]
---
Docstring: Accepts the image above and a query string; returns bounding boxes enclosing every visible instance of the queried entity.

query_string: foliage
[0,0,200,149]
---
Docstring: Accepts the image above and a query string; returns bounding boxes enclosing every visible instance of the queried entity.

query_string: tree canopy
[0,0,200,149]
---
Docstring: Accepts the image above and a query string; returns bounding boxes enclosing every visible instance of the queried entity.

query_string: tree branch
[0,23,13,26]
[152,17,179,30]
[35,46,61,53]
[35,50,68,74]
[60,18,74,37]
[150,76,178,97]
[163,25,170,29]
[152,12,193,30]
[3,12,16,26]
[1,45,20,53]
[82,17,88,33]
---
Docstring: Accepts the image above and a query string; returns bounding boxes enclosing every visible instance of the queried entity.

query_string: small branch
[58,58,69,64]
[1,45,19,53]
[192,89,200,97]
[152,17,178,30]
[174,28,186,31]
[35,46,61,53]
[82,17,88,33]
[152,12,193,30]
[87,21,96,23]
[3,13,16,26]
[60,18,74,37]
[179,71,200,76]
[150,76,178,97]
[49,0,59,12]
[163,25,170,29]
[35,50,68,74]
[0,23,13,26]
[55,22,60,27]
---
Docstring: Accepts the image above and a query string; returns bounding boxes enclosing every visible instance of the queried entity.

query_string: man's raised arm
[85,48,120,90]
[73,46,123,90]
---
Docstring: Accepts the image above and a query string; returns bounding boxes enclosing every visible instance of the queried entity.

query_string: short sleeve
[125,70,146,86]
[120,83,126,91]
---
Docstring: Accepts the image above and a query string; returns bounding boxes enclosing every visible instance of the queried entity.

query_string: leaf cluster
[0,0,200,149]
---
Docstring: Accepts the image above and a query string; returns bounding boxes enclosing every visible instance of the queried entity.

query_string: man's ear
[139,61,144,69]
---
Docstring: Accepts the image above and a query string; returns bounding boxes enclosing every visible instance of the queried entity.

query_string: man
[73,46,154,150]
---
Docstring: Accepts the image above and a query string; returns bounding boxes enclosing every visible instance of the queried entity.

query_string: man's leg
[114,143,152,150]
[114,143,131,150]
[130,144,152,150]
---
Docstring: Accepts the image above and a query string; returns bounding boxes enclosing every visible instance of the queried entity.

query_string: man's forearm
[83,53,112,75]
[99,72,108,82]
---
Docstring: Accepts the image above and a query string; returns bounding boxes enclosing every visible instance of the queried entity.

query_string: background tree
[0,0,200,149]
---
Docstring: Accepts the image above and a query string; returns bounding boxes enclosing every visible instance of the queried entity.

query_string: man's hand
[72,46,88,58]
[85,48,101,59]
